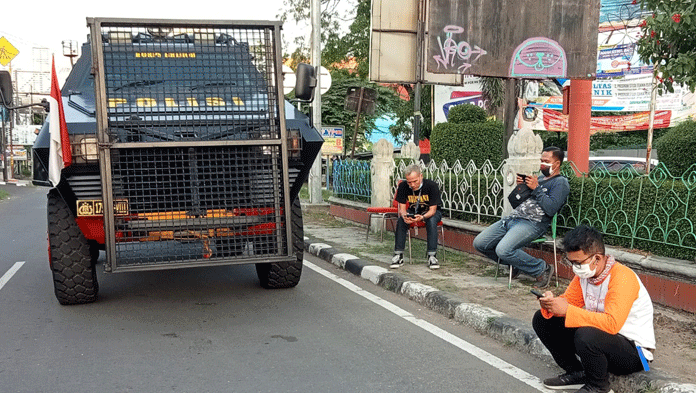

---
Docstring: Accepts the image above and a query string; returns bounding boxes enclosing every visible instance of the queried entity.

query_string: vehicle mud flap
[47,190,99,305]
[256,198,303,289]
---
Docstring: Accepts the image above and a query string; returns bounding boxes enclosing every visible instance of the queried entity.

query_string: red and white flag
[48,56,72,186]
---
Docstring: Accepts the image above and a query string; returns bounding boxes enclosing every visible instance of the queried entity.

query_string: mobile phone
[406,213,416,218]
[530,289,545,298]
[517,173,527,181]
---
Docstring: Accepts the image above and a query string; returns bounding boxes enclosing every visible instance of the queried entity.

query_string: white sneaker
[390,254,404,269]
[428,255,440,270]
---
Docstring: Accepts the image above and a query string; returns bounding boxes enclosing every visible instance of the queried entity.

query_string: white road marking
[0,262,25,291]
[304,260,554,393]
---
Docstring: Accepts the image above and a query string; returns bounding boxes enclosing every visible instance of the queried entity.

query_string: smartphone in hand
[406,213,416,218]
[530,289,545,298]
[517,173,527,181]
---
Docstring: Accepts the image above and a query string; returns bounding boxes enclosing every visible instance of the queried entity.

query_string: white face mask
[573,261,597,279]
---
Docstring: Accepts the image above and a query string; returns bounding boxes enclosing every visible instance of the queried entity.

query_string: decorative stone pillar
[369,139,396,233]
[502,118,543,215]
[400,141,421,161]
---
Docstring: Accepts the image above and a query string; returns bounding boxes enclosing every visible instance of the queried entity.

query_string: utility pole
[308,0,323,204]
[62,40,79,68]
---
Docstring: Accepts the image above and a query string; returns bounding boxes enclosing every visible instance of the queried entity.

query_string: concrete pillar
[503,118,543,215]
[567,79,592,175]
[369,138,395,233]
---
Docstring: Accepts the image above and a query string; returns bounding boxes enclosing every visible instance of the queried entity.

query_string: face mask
[573,261,597,279]
[540,162,553,177]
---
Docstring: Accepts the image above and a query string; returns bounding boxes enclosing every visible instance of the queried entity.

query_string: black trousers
[532,310,645,390]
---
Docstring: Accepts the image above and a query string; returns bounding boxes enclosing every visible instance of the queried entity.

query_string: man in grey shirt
[473,146,569,288]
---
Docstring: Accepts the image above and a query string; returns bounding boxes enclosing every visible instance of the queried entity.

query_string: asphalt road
[0,186,559,392]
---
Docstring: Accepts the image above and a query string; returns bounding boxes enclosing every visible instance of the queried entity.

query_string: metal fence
[332,158,696,261]
[332,159,371,201]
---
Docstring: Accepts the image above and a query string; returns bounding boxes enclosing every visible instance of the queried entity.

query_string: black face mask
[540,163,553,177]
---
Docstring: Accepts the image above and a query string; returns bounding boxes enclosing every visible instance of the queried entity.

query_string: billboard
[427,0,600,79]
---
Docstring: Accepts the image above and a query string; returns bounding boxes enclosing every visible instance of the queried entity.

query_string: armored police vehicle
[28,18,322,305]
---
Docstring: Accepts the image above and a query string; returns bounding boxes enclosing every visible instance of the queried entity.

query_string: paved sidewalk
[301,204,696,393]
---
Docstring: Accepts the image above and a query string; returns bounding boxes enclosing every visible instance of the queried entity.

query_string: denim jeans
[473,217,548,277]
[394,210,442,256]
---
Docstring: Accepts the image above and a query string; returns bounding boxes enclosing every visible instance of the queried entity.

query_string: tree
[282,0,405,155]
[278,0,357,59]
[637,0,696,93]
[389,85,432,144]
[323,0,370,77]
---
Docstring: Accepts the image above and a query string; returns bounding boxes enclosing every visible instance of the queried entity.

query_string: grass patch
[0,189,9,200]
[299,183,332,202]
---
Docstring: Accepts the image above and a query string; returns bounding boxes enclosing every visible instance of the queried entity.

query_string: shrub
[447,104,487,124]
[431,121,504,168]
[655,120,696,177]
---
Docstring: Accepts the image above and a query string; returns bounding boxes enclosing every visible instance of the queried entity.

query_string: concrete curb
[0,180,29,186]
[303,236,695,393]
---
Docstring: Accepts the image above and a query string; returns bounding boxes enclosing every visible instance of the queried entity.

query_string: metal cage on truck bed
[88,18,295,272]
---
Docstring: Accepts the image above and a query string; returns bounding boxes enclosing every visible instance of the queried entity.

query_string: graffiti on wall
[509,37,567,78]
[432,25,487,73]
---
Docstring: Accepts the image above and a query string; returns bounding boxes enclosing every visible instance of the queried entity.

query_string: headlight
[70,135,99,163]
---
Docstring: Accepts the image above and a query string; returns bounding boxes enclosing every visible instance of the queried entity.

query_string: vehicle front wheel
[256,198,303,289]
[47,190,99,305]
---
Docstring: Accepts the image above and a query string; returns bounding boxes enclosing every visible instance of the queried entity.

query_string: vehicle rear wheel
[47,190,99,305]
[256,198,303,289]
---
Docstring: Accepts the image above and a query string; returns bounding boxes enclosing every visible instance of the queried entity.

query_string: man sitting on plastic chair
[473,146,569,288]
[390,164,443,270]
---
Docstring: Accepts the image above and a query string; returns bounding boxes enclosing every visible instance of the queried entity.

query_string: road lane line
[0,262,25,291]
[304,260,554,393]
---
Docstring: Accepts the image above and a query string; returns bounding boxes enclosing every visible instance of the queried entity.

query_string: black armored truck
[24,18,322,304]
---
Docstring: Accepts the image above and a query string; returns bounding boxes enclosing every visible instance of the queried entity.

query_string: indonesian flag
[48,56,72,186]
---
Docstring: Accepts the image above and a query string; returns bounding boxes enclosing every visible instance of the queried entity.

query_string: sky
[0,0,310,75]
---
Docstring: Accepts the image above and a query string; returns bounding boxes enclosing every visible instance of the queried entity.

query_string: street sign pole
[350,87,365,159]
[308,0,323,204]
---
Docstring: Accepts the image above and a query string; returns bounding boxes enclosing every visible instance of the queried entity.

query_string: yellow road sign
[0,37,20,66]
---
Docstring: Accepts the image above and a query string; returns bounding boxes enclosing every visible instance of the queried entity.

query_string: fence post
[502,118,543,215]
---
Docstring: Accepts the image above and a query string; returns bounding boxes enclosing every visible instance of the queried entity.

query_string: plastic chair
[495,214,558,288]
[407,219,446,264]
[365,183,400,242]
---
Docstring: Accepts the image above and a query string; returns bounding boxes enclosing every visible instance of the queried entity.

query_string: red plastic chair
[407,219,445,264]
[365,184,400,242]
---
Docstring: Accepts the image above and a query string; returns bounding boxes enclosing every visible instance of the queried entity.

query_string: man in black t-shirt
[391,164,443,270]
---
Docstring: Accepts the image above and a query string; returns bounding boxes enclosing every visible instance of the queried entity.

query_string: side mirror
[294,63,316,102]
[40,98,50,112]
[0,71,13,107]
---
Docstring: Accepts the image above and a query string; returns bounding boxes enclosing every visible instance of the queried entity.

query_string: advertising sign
[320,126,344,155]
[433,78,484,125]
[527,76,693,112]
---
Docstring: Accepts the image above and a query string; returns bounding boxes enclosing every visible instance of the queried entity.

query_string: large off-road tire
[47,190,99,305]
[256,198,303,289]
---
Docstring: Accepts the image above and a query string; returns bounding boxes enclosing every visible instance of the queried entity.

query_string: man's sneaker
[428,255,440,270]
[574,384,614,393]
[533,263,555,289]
[390,254,404,269]
[542,371,586,390]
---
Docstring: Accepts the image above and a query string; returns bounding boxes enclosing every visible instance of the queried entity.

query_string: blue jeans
[473,217,548,277]
[394,210,442,256]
